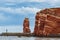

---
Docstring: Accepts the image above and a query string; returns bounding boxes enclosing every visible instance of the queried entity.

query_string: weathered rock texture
[23,18,31,33]
[34,8,60,36]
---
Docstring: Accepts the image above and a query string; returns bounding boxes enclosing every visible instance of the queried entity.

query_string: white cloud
[0,13,13,22]
[0,7,41,25]
[0,0,60,6]
[0,25,23,33]
[46,0,60,6]
[0,0,59,3]
[0,25,34,33]
[0,7,41,15]
[0,13,6,20]
[0,0,15,3]
[5,3,16,5]
[0,13,9,21]
[18,0,46,3]
[0,0,46,3]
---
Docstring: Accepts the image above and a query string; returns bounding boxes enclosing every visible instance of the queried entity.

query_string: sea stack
[23,18,31,33]
[34,8,60,36]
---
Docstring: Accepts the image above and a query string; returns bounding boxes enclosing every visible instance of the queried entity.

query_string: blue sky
[0,0,60,33]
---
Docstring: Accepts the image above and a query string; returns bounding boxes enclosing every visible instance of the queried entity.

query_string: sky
[0,0,60,33]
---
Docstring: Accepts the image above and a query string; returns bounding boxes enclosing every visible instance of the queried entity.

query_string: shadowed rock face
[23,18,31,33]
[34,8,60,36]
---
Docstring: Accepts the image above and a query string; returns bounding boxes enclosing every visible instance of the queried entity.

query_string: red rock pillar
[23,18,31,33]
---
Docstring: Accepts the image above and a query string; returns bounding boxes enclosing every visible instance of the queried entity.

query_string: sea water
[0,36,60,40]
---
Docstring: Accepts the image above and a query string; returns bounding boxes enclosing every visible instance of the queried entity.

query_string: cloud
[0,0,59,4]
[0,13,14,22]
[0,0,46,3]
[0,25,34,33]
[0,7,41,15]
[0,7,41,26]
[0,0,60,7]
[18,0,46,3]
[0,7,40,26]
[46,0,60,6]
[5,3,16,5]
[0,25,23,33]
[0,13,9,21]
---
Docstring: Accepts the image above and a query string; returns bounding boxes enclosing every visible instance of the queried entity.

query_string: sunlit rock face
[34,13,45,36]
[23,18,31,33]
[34,8,60,36]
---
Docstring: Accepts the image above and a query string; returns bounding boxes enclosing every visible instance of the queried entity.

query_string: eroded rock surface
[34,8,60,36]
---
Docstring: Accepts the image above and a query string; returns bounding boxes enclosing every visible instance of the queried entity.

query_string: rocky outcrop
[34,8,60,36]
[34,13,45,36]
[23,18,31,33]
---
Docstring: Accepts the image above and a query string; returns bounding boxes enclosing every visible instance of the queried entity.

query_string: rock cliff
[34,8,60,36]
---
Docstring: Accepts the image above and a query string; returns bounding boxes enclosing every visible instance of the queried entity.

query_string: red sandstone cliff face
[34,8,60,36]
[23,18,31,33]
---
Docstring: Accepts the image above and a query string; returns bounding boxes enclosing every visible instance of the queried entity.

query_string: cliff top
[37,8,60,17]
